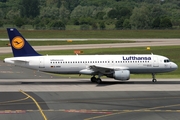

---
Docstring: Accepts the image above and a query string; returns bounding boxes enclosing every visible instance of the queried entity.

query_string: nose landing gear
[152,73,157,82]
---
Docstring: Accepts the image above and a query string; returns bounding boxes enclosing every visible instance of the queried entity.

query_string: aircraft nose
[171,62,178,70]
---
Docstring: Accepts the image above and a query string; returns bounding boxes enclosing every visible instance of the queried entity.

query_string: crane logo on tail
[12,36,25,49]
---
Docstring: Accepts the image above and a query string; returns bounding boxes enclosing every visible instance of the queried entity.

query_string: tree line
[0,0,179,30]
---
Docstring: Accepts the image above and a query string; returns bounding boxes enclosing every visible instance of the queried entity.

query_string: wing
[88,65,129,74]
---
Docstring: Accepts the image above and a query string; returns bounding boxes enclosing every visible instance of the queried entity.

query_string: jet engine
[113,70,130,80]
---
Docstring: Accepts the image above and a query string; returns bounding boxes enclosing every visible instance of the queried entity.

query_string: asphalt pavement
[0,61,180,120]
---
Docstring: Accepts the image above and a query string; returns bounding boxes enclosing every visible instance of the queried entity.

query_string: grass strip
[0,30,180,38]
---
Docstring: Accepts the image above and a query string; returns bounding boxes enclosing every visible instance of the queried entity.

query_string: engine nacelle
[113,70,130,80]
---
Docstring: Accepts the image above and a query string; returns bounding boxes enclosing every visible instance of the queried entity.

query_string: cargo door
[153,56,159,67]
[39,58,45,68]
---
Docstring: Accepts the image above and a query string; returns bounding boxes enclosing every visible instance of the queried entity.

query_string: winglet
[7,28,41,57]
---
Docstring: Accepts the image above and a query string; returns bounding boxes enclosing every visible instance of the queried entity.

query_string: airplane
[4,28,178,83]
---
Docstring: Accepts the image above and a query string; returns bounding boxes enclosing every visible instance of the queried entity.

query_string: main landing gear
[91,76,102,84]
[152,73,157,82]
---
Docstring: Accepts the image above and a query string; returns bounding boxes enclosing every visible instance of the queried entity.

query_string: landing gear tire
[152,79,157,82]
[91,77,96,83]
[152,73,157,83]
[96,78,102,84]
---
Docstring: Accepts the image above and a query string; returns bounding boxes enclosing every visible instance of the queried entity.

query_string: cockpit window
[164,59,170,63]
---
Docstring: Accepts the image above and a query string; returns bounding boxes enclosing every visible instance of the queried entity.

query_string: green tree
[123,19,131,29]
[32,17,46,29]
[14,17,24,28]
[70,5,96,19]
[152,17,160,29]
[0,20,3,27]
[40,7,59,19]
[96,12,105,20]
[6,9,20,19]
[35,23,46,30]
[150,5,166,19]
[115,19,124,29]
[79,0,115,7]
[46,0,61,8]
[59,4,70,20]
[32,17,41,28]
[172,19,180,28]
[108,7,131,20]
[117,7,131,20]
[99,21,106,30]
[79,17,93,25]
[72,19,80,25]
[130,5,151,29]
[160,17,172,29]
[91,23,98,30]
[64,0,79,11]
[108,9,117,19]
[1,0,180,29]
[20,0,40,18]
[0,9,4,19]
[48,20,66,30]
[0,0,7,2]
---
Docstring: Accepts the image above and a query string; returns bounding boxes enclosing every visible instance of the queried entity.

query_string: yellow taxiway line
[20,90,47,120]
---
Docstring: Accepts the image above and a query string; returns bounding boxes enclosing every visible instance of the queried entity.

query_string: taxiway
[0,61,180,120]
[0,39,180,53]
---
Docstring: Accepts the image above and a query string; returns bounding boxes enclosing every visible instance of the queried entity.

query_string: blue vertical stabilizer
[7,28,41,57]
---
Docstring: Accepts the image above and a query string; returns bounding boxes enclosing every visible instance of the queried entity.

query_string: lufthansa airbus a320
[4,28,178,83]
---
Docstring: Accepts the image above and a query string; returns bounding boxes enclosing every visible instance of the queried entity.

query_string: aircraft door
[39,58,45,68]
[153,57,159,67]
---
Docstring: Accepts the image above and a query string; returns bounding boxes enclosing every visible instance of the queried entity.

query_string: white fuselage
[4,54,178,74]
